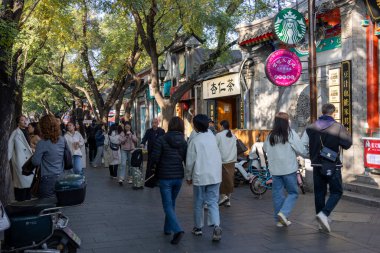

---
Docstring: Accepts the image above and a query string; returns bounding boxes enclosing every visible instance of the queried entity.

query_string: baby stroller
[131,148,144,189]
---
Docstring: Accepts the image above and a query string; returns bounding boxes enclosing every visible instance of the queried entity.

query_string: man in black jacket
[140,118,165,187]
[302,103,352,233]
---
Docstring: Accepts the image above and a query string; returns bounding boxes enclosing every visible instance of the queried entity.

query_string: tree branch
[19,0,41,28]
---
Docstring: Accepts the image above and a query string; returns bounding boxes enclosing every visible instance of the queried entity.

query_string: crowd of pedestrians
[6,103,353,246]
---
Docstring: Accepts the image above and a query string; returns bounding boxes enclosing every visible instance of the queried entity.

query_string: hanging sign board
[274,8,306,45]
[265,49,302,87]
[363,137,380,169]
[202,73,240,99]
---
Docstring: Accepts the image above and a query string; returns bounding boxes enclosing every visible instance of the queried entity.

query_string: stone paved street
[63,166,380,253]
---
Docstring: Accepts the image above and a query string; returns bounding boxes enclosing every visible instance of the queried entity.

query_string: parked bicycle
[250,162,306,196]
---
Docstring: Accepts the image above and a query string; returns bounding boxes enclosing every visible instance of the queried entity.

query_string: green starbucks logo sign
[274,8,306,45]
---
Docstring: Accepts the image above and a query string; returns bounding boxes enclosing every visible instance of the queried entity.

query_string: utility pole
[308,0,317,123]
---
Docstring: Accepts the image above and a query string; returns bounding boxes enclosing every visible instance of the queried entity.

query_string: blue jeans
[272,172,299,222]
[39,175,60,198]
[72,155,83,175]
[193,183,220,228]
[313,167,343,216]
[159,179,183,233]
[92,146,104,167]
[119,150,132,180]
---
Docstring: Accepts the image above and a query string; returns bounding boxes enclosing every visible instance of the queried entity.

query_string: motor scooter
[0,198,80,253]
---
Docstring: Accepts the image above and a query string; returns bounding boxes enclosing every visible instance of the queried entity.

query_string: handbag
[0,201,10,232]
[30,167,41,197]
[22,156,37,176]
[64,139,73,170]
[236,139,248,154]
[109,142,119,151]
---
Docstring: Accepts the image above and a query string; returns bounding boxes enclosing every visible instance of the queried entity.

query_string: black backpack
[131,149,143,167]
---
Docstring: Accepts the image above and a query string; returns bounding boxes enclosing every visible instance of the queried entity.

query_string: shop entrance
[207,96,240,130]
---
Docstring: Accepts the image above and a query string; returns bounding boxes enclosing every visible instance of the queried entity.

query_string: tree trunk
[160,102,175,131]
[0,85,15,205]
[0,0,25,204]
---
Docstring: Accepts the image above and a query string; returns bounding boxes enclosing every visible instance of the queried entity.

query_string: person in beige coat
[8,115,34,201]
[216,120,237,207]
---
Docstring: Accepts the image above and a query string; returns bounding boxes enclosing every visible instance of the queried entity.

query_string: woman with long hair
[151,117,187,244]
[105,124,121,178]
[119,121,138,185]
[65,122,85,175]
[216,120,237,207]
[32,114,65,198]
[75,122,87,171]
[263,112,307,227]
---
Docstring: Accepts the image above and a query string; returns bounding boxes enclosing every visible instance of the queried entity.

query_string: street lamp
[157,64,168,97]
[158,64,168,83]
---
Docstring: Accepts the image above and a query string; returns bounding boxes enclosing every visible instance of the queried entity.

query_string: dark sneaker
[212,226,222,241]
[170,231,184,245]
[191,227,202,236]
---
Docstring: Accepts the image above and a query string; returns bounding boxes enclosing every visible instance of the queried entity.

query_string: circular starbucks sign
[274,8,306,45]
[265,49,302,87]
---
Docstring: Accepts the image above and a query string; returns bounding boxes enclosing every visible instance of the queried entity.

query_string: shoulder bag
[236,139,248,155]
[22,156,37,176]
[319,134,339,177]
[64,139,73,170]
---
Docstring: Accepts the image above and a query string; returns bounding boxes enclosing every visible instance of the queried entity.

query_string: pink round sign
[265,49,302,86]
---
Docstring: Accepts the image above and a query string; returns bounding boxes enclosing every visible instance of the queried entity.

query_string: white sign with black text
[202,73,240,99]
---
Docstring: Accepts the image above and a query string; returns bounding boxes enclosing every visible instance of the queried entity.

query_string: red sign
[363,138,380,169]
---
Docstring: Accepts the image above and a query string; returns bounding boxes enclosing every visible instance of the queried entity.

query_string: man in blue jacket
[140,118,165,187]
[302,103,352,233]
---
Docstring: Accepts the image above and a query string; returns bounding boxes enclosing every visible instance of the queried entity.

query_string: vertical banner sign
[341,61,352,135]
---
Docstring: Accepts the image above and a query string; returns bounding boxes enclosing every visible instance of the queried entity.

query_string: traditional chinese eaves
[236,16,275,47]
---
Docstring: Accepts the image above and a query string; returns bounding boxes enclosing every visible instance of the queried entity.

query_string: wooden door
[217,98,234,129]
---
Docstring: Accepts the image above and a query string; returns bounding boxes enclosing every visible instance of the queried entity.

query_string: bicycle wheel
[250,177,267,195]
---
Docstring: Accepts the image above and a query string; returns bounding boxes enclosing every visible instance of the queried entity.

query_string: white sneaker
[218,196,229,206]
[277,212,291,227]
[276,220,292,227]
[316,211,331,233]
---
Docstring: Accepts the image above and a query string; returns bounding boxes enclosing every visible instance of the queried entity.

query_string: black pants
[89,147,97,162]
[109,165,118,177]
[313,167,343,216]
[14,187,32,202]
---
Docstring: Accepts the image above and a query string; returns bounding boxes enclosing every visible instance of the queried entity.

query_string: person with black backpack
[302,103,352,233]
[150,117,187,245]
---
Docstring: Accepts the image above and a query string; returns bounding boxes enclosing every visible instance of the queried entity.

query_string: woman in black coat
[150,117,187,245]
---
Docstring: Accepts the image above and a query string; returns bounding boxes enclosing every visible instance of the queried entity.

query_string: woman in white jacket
[216,120,237,207]
[263,112,307,227]
[8,115,34,201]
[64,122,85,175]
[185,114,223,242]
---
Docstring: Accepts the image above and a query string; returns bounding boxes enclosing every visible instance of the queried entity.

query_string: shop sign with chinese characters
[202,73,240,99]
[363,137,380,169]
[341,61,352,135]
[265,49,302,87]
